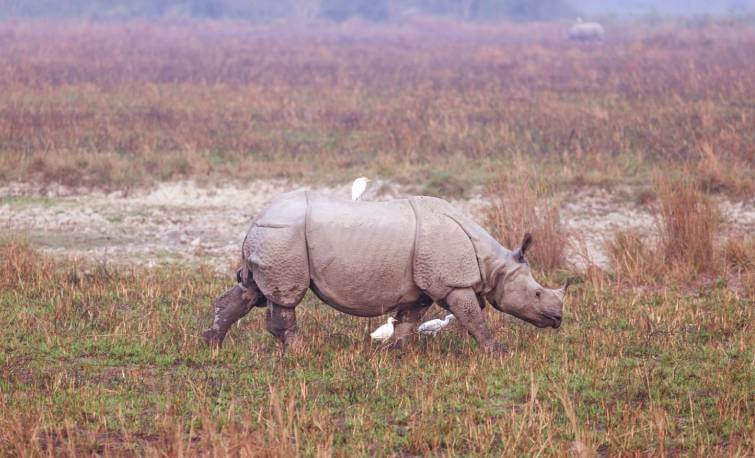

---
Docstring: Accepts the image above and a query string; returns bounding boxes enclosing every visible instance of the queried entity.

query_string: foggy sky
[0,0,752,20]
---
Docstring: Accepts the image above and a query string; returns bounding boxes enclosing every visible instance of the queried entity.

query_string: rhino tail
[237,234,267,308]
[235,263,266,308]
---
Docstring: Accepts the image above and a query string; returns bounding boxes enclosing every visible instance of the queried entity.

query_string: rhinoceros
[202,191,569,354]
[569,19,605,41]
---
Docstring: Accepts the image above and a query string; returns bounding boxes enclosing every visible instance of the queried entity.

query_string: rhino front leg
[266,302,302,351]
[203,285,256,347]
[443,288,507,355]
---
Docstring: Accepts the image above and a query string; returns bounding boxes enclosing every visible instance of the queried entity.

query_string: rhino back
[306,194,420,316]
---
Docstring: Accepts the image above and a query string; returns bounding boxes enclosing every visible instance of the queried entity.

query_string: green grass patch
[0,242,752,455]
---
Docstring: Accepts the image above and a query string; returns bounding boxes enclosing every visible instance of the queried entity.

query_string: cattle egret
[351,177,370,200]
[417,314,456,335]
[370,317,397,341]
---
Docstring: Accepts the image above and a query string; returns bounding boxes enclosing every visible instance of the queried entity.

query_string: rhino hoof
[387,339,408,350]
[202,329,224,348]
[484,343,509,355]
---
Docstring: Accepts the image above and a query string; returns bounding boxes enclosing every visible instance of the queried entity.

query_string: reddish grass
[654,173,719,276]
[605,229,660,286]
[0,20,753,189]
[485,160,567,272]
[606,172,753,288]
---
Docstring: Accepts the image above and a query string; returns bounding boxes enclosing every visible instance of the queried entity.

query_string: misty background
[1,0,753,21]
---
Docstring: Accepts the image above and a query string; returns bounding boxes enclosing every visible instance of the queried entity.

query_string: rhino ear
[514,232,533,263]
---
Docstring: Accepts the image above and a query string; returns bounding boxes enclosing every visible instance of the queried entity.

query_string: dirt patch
[561,186,755,267]
[1,180,753,271]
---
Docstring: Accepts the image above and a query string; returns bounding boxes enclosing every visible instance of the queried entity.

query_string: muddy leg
[266,302,302,351]
[202,285,258,347]
[443,288,507,355]
[391,302,432,348]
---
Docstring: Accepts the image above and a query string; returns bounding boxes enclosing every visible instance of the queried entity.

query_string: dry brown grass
[0,20,753,191]
[485,160,567,272]
[721,236,755,298]
[606,172,754,288]
[605,229,660,286]
[1,240,753,455]
[654,173,719,276]
[695,141,754,196]
[722,236,755,273]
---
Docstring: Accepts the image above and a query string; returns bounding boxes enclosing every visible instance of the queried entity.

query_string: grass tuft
[655,173,719,276]
[605,229,659,286]
[485,160,568,272]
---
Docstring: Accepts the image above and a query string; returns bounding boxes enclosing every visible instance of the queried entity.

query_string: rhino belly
[306,197,421,317]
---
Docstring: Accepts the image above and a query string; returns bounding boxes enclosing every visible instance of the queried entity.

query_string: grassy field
[0,20,753,195]
[1,18,754,456]
[0,236,752,455]
[1,169,753,456]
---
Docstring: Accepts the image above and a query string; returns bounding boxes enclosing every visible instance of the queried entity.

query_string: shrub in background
[606,172,737,286]
[485,162,567,273]
[655,173,719,276]
[605,229,659,286]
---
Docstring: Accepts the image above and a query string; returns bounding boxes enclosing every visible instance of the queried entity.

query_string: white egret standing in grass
[370,317,397,341]
[417,314,455,336]
[351,177,370,200]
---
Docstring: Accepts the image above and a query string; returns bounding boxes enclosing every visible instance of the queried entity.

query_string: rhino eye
[535,291,541,298]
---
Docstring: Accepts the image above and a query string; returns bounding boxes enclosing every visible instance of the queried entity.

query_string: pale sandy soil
[1,180,753,272]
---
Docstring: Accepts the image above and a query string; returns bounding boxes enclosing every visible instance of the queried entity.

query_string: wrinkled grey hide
[202,191,569,354]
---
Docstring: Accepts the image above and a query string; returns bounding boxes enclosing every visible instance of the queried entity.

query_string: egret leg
[442,288,507,355]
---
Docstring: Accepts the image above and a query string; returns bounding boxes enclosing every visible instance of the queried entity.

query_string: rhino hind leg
[266,302,302,350]
[442,288,507,355]
[202,282,265,347]
[391,298,433,348]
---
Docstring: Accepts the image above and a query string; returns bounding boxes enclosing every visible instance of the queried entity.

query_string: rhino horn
[552,278,573,300]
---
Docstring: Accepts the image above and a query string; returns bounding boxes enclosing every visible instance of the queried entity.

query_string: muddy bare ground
[1,180,753,272]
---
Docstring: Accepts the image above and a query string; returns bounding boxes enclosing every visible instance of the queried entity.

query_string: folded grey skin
[202,191,569,353]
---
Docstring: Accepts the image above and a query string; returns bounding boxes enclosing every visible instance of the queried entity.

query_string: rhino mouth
[539,313,562,329]
[490,299,561,329]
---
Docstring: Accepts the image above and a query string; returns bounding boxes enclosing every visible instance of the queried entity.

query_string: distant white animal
[351,177,370,200]
[569,18,604,41]
[417,314,456,335]
[370,316,397,341]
